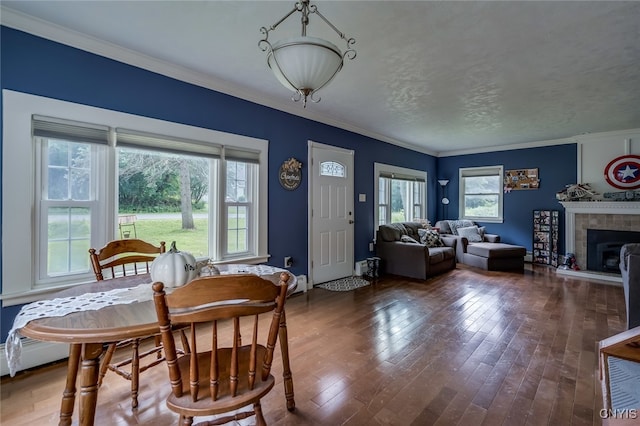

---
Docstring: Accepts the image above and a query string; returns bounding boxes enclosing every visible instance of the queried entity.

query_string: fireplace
[587,229,640,274]
[558,201,640,283]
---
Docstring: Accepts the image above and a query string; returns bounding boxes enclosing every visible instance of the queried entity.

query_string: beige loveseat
[435,220,526,272]
[376,222,456,280]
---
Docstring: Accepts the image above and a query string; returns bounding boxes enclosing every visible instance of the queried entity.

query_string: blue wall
[437,144,578,250]
[0,26,439,339]
[0,27,580,341]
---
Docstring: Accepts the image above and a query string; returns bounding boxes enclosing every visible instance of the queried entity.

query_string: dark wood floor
[1,264,626,425]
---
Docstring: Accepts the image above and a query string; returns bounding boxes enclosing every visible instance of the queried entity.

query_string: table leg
[79,343,104,426]
[278,309,295,411]
[58,343,81,426]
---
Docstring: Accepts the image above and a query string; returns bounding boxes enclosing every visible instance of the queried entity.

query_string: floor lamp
[438,179,449,220]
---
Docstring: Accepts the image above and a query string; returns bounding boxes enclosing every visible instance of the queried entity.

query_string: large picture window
[459,165,504,223]
[374,163,427,228]
[2,90,268,305]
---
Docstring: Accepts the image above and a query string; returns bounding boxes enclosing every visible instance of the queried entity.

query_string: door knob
[349,220,354,224]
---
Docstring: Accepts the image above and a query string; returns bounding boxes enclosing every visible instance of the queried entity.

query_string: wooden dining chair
[152,272,290,426]
[89,238,165,281]
[89,238,180,409]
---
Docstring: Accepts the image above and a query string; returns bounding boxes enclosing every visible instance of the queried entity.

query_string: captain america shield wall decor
[604,154,640,189]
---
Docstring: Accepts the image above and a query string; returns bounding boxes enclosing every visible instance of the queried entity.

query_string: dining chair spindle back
[152,272,290,425]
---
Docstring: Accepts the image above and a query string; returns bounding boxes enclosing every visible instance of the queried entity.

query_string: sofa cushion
[467,242,526,259]
[378,223,407,242]
[457,225,483,242]
[436,220,452,234]
[402,222,424,240]
[446,219,475,235]
[400,235,420,244]
[428,246,455,264]
[418,228,444,247]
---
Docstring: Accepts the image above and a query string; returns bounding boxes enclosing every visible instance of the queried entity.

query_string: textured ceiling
[2,1,640,155]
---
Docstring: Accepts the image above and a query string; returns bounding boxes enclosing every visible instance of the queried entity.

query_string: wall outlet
[369,242,374,251]
[284,256,292,268]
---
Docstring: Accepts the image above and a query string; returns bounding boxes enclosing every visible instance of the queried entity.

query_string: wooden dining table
[16,266,297,426]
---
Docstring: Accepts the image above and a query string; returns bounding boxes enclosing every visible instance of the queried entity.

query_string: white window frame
[35,139,109,285]
[459,165,504,223]
[2,90,268,306]
[373,163,427,234]
[221,159,255,259]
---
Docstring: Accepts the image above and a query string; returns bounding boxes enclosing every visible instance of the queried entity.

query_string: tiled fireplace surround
[558,201,640,283]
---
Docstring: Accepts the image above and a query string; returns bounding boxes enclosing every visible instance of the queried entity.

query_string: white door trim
[307,141,355,286]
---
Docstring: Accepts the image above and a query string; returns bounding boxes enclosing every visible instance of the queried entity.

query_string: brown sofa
[435,220,526,271]
[376,222,456,280]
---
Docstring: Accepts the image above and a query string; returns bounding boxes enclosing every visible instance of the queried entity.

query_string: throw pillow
[418,228,444,247]
[400,235,419,244]
[446,219,475,235]
[478,226,486,239]
[457,225,483,242]
[437,221,452,234]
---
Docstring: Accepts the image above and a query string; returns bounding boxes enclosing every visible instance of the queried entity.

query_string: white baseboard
[294,275,308,293]
[1,338,69,377]
[524,251,533,263]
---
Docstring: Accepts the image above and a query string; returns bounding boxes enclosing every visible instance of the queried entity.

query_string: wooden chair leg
[98,343,116,388]
[254,401,267,426]
[279,309,295,411]
[130,339,140,409]
[59,343,82,426]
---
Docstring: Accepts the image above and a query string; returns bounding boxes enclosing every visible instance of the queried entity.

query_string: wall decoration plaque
[279,157,303,190]
[604,154,640,190]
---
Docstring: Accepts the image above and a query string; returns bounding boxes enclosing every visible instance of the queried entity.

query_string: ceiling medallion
[604,154,640,189]
[258,0,356,107]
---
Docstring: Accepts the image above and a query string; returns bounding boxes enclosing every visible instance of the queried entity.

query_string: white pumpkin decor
[150,241,197,287]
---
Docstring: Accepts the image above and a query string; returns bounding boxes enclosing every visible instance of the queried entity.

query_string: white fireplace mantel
[559,201,640,215]
[558,201,640,284]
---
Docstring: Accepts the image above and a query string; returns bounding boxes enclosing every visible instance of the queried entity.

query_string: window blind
[379,171,425,182]
[32,115,109,145]
[223,146,260,164]
[116,128,222,158]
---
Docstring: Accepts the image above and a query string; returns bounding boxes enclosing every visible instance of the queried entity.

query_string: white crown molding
[1,6,437,156]
[574,128,640,143]
[437,135,579,157]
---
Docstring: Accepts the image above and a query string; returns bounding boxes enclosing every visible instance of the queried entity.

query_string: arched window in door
[320,161,345,178]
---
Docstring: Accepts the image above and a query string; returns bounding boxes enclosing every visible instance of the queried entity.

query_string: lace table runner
[5,265,295,377]
[5,283,153,377]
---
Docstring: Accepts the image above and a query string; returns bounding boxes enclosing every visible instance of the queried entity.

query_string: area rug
[316,276,371,292]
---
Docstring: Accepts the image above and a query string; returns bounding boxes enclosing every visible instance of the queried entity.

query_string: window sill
[0,280,94,306]
[1,255,273,307]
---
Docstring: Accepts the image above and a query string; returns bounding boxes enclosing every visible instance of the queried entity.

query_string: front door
[309,142,354,284]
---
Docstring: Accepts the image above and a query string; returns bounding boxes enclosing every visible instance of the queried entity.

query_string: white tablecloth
[5,265,295,377]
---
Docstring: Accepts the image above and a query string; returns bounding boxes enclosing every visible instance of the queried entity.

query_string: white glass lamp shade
[267,36,343,94]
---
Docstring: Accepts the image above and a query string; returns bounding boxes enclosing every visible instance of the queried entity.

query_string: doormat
[316,276,370,292]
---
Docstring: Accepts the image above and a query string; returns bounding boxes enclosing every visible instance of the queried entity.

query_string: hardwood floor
[1,264,626,425]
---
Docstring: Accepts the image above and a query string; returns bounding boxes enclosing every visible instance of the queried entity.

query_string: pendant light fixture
[259,0,356,107]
